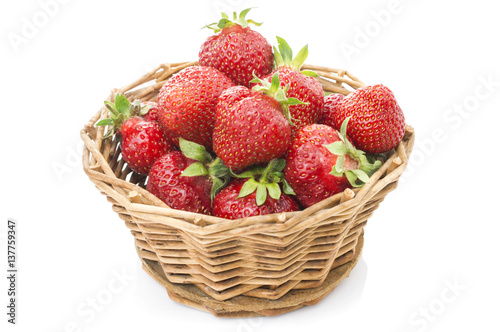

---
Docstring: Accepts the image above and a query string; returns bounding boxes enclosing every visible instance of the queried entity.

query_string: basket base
[138,234,364,318]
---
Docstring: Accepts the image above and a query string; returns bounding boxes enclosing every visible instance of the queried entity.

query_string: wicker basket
[81,61,415,317]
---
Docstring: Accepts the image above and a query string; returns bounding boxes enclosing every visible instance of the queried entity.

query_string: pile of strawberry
[97,9,405,220]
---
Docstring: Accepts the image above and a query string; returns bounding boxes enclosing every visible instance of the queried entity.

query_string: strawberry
[199,8,273,87]
[283,119,382,208]
[212,73,305,171]
[119,118,174,175]
[146,139,230,215]
[96,93,174,175]
[147,151,212,215]
[320,93,344,125]
[157,66,234,150]
[333,84,405,153]
[213,159,299,219]
[257,37,324,131]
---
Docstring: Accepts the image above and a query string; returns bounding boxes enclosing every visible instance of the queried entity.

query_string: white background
[1,0,499,331]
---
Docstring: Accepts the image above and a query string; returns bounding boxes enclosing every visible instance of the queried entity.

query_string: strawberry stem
[259,158,279,184]
[96,93,150,139]
[273,37,318,77]
[232,158,294,206]
[251,72,307,125]
[324,118,382,187]
[179,138,230,202]
[203,8,262,33]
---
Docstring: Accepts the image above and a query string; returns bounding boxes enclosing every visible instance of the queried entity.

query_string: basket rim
[81,61,415,230]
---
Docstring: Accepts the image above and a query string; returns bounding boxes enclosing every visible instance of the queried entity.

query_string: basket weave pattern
[81,61,415,302]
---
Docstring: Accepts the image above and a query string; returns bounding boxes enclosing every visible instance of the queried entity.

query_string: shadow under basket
[81,61,415,317]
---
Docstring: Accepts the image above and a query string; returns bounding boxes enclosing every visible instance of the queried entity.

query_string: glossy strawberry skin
[334,85,405,153]
[261,66,324,130]
[213,179,299,219]
[199,24,273,87]
[284,124,357,208]
[120,117,174,175]
[212,86,291,171]
[146,151,212,215]
[157,66,234,150]
[320,93,344,125]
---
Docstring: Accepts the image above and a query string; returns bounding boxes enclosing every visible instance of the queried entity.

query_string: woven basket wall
[81,61,415,303]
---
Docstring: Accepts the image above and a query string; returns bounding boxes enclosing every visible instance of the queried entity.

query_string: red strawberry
[333,84,405,153]
[257,37,324,130]
[284,120,382,208]
[147,151,212,215]
[213,159,299,219]
[119,118,174,175]
[213,73,305,171]
[157,66,234,150]
[320,93,344,125]
[141,101,159,122]
[199,8,273,87]
[146,139,231,215]
[96,93,174,175]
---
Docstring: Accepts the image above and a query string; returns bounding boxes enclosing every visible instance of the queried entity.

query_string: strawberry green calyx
[251,72,307,124]
[179,138,230,202]
[273,36,318,77]
[231,159,295,206]
[204,8,262,33]
[324,118,383,187]
[96,93,152,139]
